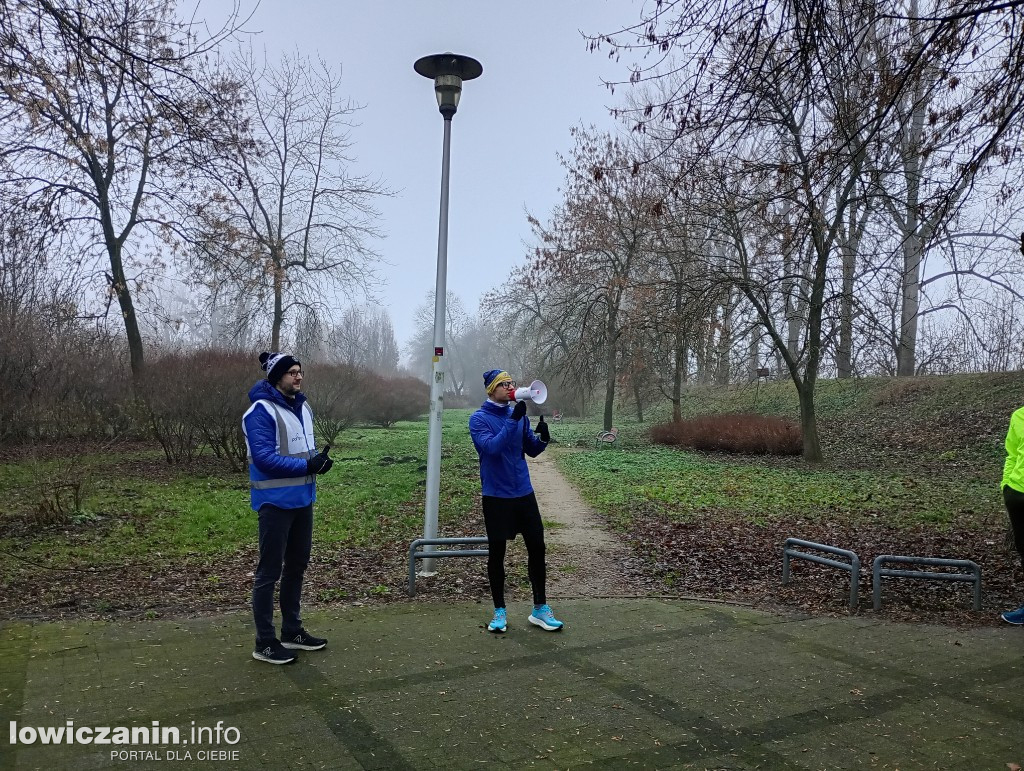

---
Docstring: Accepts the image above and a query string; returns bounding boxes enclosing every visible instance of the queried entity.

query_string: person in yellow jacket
[1001,406,1024,624]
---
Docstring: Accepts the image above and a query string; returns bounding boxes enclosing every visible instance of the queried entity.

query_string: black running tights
[488,532,546,608]
[1004,485,1024,572]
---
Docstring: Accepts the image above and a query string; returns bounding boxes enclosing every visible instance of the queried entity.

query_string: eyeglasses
[495,380,515,390]
[284,369,303,378]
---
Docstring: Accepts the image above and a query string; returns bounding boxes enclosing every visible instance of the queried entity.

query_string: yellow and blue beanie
[483,369,511,395]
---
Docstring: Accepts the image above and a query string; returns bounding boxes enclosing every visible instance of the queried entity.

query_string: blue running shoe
[528,604,563,632]
[488,607,507,633]
[1001,604,1024,625]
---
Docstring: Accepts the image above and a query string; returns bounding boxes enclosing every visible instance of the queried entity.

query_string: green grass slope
[551,372,1024,619]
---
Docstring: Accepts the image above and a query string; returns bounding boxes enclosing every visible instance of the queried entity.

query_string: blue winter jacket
[242,380,317,511]
[469,400,547,498]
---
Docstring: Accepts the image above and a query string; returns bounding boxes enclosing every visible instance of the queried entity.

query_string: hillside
[553,371,1024,624]
[673,371,1024,473]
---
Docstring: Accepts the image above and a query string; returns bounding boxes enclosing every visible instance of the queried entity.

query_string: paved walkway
[527,452,639,598]
[2,599,1022,770]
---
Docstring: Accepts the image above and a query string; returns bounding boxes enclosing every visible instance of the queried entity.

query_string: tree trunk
[747,326,759,381]
[271,247,285,350]
[602,365,615,432]
[895,46,926,378]
[702,312,717,384]
[671,337,685,422]
[780,202,804,363]
[786,270,806,362]
[896,229,922,376]
[633,378,644,423]
[715,299,732,385]
[799,221,831,463]
[603,309,618,432]
[107,239,145,379]
[837,245,855,378]
[797,381,823,463]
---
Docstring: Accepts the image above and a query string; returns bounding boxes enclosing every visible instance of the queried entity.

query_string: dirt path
[525,450,651,598]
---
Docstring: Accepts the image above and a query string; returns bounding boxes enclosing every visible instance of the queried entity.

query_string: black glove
[537,417,550,443]
[307,445,333,475]
[510,400,527,421]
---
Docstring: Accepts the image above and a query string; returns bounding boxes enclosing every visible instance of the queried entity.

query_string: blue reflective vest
[242,380,317,511]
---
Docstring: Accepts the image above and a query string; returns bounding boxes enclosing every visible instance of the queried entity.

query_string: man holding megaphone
[469,369,562,634]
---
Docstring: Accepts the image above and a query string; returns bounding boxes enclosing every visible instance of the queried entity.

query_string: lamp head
[414,53,483,118]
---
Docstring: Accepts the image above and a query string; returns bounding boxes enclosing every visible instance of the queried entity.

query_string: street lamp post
[414,52,482,574]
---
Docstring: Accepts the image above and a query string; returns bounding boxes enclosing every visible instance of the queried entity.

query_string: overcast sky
[196,0,640,356]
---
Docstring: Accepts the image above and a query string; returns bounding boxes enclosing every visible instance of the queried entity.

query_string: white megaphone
[513,380,547,405]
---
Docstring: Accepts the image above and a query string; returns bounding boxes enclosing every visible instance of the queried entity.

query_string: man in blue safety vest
[242,351,334,664]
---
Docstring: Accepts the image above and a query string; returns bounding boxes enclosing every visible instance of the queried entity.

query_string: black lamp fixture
[413,52,483,118]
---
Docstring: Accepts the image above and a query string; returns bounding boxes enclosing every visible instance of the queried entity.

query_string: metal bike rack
[872,555,981,611]
[782,538,861,610]
[407,537,489,596]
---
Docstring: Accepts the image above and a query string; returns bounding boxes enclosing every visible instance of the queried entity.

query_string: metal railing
[782,538,861,610]
[407,537,489,596]
[872,555,981,611]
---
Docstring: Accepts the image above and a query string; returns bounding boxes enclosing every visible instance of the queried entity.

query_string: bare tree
[0,199,126,439]
[326,304,399,375]
[0,0,230,378]
[194,48,389,349]
[527,129,661,431]
[593,0,1024,381]
[483,265,596,415]
[406,291,477,397]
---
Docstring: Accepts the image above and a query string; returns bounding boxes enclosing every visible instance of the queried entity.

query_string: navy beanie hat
[259,351,301,385]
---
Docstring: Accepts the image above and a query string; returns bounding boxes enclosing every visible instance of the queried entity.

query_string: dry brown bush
[359,374,428,427]
[650,413,802,455]
[138,352,205,463]
[302,362,368,445]
[0,306,129,442]
[139,348,257,467]
[188,350,253,470]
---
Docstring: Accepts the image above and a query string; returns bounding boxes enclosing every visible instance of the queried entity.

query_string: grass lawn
[1,372,1020,620]
[548,371,1018,533]
[0,410,482,570]
[542,374,1020,620]
[556,446,1001,530]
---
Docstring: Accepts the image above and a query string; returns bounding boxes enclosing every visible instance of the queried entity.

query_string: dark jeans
[1004,485,1024,572]
[252,503,313,644]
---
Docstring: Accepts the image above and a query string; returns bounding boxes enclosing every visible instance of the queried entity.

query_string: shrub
[359,374,428,427]
[187,350,253,471]
[138,353,205,463]
[650,413,802,455]
[302,362,368,445]
[140,348,267,468]
[0,305,130,442]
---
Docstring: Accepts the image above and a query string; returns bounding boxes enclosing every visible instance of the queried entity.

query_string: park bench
[595,427,618,446]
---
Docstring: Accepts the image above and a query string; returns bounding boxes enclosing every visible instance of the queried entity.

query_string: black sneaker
[252,639,297,665]
[281,629,327,651]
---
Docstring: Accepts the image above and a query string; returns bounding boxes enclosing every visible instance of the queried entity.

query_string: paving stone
[2,599,1022,769]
